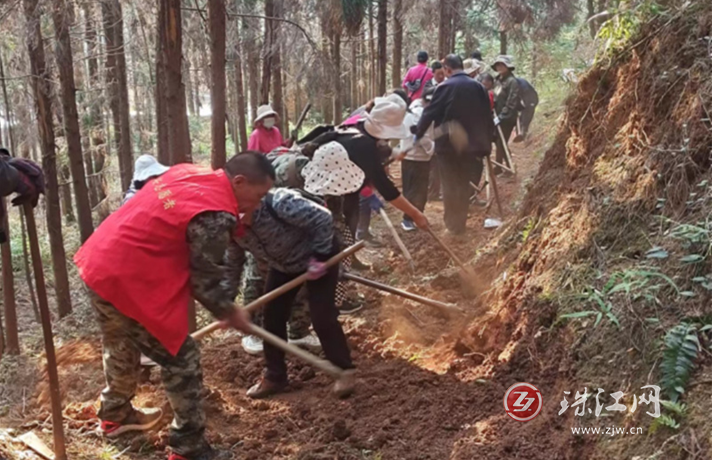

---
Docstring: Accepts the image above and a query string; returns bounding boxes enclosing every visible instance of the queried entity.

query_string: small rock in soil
[332,419,351,441]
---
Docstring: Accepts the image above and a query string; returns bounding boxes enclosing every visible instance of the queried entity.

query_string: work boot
[99,407,163,438]
[333,369,356,399]
[246,378,287,399]
[168,448,234,460]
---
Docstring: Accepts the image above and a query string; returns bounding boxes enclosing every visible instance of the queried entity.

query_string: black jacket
[415,72,494,155]
[517,77,539,107]
[494,73,521,122]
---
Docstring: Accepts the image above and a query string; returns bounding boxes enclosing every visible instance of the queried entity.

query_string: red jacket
[74,164,239,355]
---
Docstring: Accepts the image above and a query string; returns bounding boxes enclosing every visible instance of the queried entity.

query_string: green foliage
[596,1,667,60]
[341,0,369,35]
[660,323,700,402]
[521,217,537,243]
[649,400,687,434]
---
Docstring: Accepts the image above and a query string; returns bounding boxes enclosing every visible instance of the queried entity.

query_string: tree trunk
[24,0,73,319]
[392,0,403,89]
[19,208,40,321]
[376,0,387,95]
[101,0,133,191]
[450,0,460,54]
[53,0,94,243]
[185,60,196,116]
[271,0,284,134]
[331,30,342,124]
[1,198,18,354]
[158,0,192,165]
[155,26,169,164]
[438,0,451,59]
[60,165,75,223]
[209,0,227,169]
[499,30,508,55]
[368,3,375,98]
[81,3,103,208]
[234,40,248,153]
[587,0,596,38]
[260,0,275,105]
[350,38,358,111]
[244,12,260,123]
[0,52,15,152]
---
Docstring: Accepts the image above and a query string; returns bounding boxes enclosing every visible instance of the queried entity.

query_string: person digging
[74,153,276,460]
[492,55,520,176]
[233,156,358,399]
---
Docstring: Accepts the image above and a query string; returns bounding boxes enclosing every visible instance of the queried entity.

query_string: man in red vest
[74,152,275,460]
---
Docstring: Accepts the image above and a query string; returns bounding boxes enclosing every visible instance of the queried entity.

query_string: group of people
[62,49,540,460]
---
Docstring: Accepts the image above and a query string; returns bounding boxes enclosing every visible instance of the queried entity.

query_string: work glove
[364,194,384,214]
[306,257,328,280]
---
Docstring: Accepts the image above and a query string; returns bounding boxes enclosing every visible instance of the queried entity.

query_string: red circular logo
[503,382,543,422]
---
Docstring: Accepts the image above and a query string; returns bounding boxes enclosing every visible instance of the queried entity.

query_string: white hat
[301,141,365,196]
[132,154,169,183]
[254,104,278,124]
[463,58,486,76]
[364,94,410,140]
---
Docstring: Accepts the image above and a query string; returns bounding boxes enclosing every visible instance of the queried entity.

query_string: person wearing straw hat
[123,154,170,204]
[463,58,486,79]
[247,104,292,154]
[414,54,494,235]
[492,55,520,175]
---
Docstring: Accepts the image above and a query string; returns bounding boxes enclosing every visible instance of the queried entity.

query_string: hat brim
[491,61,515,71]
[364,119,410,140]
[254,110,278,124]
[134,164,170,183]
[301,162,365,196]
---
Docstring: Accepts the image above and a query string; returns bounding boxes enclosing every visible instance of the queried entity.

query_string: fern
[649,414,680,434]
[660,323,700,402]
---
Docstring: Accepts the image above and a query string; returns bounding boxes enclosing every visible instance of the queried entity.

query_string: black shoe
[351,256,371,271]
[338,299,364,316]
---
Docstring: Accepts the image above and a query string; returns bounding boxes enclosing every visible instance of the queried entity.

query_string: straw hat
[463,58,485,76]
[301,141,365,196]
[363,93,410,140]
[492,55,516,71]
[132,154,169,183]
[254,104,279,124]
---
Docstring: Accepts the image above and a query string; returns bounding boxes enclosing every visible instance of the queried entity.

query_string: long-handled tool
[378,208,415,272]
[343,272,461,313]
[192,241,365,341]
[290,103,312,143]
[24,203,67,460]
[496,125,516,175]
[426,226,478,297]
[484,156,504,217]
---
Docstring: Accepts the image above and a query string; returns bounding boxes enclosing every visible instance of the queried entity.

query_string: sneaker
[169,448,234,460]
[289,332,322,351]
[99,407,163,438]
[333,369,356,398]
[350,256,371,271]
[400,220,416,232]
[246,378,288,399]
[241,335,263,355]
[363,235,384,248]
[338,299,364,316]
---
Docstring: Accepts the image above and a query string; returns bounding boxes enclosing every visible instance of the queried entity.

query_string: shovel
[378,208,415,272]
[425,226,478,297]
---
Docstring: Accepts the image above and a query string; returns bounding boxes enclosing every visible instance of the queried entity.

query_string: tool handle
[496,125,516,175]
[343,273,461,312]
[485,157,505,217]
[249,324,345,379]
[426,227,467,269]
[192,241,365,341]
[379,208,415,272]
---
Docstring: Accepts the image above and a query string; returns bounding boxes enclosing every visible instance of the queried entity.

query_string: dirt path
[1,136,564,460]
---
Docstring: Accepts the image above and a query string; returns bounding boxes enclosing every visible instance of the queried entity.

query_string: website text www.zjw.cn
[570,426,644,437]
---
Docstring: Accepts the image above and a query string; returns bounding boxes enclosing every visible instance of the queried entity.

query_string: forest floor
[0,124,557,459]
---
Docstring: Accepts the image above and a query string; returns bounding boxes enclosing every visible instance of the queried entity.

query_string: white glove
[494,116,501,126]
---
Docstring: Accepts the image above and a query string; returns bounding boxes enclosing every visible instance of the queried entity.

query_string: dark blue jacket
[415,72,494,155]
[517,78,539,107]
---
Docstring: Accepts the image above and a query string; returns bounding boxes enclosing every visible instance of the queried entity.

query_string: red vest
[74,164,238,355]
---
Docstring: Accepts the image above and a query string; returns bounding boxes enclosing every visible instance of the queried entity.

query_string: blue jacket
[415,71,494,155]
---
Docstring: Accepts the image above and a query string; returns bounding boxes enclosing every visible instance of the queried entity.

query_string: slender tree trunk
[19,208,40,321]
[1,198,18,354]
[392,0,403,88]
[184,61,194,117]
[101,0,133,191]
[499,30,508,55]
[60,165,75,223]
[271,0,284,134]
[244,13,260,122]
[368,3,375,98]
[193,61,202,115]
[53,0,94,242]
[155,23,169,164]
[82,3,102,207]
[376,0,387,95]
[24,0,73,319]
[158,0,192,164]
[234,23,248,152]
[350,38,358,110]
[438,0,450,59]
[331,30,342,124]
[209,0,227,168]
[0,52,15,152]
[260,0,275,105]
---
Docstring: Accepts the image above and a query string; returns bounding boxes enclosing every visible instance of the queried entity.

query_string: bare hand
[222,307,252,333]
[412,211,429,229]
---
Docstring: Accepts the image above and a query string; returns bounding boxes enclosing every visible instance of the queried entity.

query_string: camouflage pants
[91,291,208,457]
[242,253,311,339]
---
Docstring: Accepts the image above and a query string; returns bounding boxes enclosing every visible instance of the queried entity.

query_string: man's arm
[187,211,246,319]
